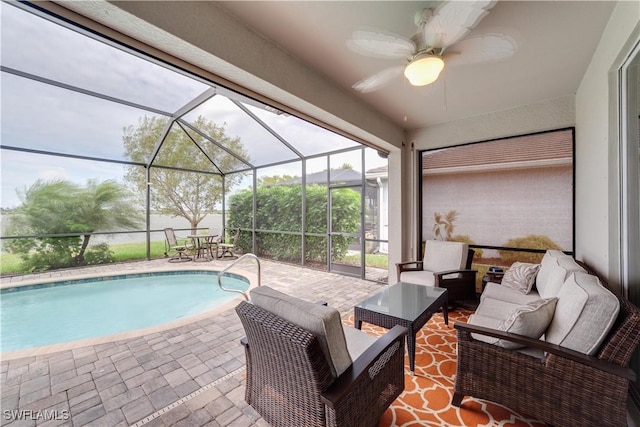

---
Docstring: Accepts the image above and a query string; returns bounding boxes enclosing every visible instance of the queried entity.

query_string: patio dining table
[188,234,219,261]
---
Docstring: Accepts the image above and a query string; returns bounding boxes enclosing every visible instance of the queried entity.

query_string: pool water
[0,272,249,352]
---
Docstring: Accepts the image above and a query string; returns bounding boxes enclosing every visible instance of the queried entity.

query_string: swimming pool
[0,271,249,352]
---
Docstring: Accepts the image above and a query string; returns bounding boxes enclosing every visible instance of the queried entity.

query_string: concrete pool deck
[0,258,384,426]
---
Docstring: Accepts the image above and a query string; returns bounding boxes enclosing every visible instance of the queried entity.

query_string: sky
[0,3,386,209]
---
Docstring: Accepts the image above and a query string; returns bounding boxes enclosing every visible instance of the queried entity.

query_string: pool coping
[0,260,258,361]
[0,260,255,289]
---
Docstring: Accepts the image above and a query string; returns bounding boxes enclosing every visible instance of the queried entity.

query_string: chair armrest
[434,269,476,279]
[434,270,477,300]
[396,260,423,270]
[321,325,408,407]
[455,322,636,381]
[396,261,423,281]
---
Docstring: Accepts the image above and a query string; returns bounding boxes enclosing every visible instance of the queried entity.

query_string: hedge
[227,184,360,262]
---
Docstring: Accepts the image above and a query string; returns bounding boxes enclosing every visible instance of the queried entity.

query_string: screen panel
[421,129,574,264]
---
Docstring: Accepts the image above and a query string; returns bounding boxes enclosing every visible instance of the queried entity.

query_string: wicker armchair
[236,297,407,427]
[396,240,476,306]
[453,263,640,427]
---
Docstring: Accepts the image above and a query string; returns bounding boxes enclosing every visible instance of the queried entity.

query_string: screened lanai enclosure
[0,2,389,281]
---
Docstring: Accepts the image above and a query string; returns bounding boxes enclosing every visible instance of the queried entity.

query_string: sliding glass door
[621,39,640,405]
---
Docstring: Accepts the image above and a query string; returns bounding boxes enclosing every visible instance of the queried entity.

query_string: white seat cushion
[250,286,352,377]
[481,282,542,305]
[342,325,377,361]
[467,313,503,343]
[474,296,525,320]
[545,272,619,355]
[399,270,435,286]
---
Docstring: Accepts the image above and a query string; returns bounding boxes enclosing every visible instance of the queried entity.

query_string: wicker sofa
[236,286,408,427]
[453,251,640,427]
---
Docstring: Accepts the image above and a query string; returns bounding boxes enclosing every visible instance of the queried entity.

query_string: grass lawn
[0,241,167,275]
[342,253,388,269]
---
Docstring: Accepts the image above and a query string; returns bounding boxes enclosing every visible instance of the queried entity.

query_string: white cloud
[1,150,130,208]
[36,167,69,182]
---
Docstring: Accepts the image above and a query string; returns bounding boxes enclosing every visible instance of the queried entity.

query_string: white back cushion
[250,286,352,377]
[536,251,568,295]
[536,252,585,298]
[423,240,468,272]
[545,272,620,355]
[481,282,542,305]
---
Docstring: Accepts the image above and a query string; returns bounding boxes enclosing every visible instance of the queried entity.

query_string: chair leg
[169,248,192,263]
[451,392,464,407]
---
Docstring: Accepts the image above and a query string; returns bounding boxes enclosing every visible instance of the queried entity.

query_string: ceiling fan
[348,0,516,92]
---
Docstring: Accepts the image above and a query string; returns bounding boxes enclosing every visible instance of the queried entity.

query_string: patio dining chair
[217,228,240,259]
[164,228,193,262]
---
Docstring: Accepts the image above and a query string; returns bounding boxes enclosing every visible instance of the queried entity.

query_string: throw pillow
[496,297,558,349]
[502,262,541,294]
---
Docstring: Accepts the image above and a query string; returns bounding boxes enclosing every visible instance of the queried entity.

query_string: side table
[481,270,504,293]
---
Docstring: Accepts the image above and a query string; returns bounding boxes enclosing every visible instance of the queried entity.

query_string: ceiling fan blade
[347,29,415,59]
[423,0,497,49]
[352,65,404,92]
[445,34,517,66]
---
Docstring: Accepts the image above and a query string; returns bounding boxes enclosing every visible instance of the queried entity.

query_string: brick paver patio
[0,258,384,426]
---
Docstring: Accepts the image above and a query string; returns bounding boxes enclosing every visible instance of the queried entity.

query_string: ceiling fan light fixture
[404,54,444,86]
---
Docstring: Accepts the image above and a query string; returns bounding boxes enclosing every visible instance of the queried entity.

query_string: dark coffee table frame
[354,284,448,372]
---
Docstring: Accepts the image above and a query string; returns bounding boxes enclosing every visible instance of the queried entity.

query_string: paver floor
[1,258,384,426]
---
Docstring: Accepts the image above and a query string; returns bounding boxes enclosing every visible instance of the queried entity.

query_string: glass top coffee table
[354,282,448,373]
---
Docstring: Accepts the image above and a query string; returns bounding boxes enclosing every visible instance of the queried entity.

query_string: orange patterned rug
[344,310,547,427]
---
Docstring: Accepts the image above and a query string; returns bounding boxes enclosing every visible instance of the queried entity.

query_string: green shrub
[228,184,360,262]
[498,235,562,264]
[17,237,80,273]
[1,240,167,275]
[83,243,115,265]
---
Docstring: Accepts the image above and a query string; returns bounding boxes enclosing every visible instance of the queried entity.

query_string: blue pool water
[0,272,249,352]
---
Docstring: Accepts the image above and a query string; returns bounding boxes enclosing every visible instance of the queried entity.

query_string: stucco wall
[575,0,640,279]
[408,96,575,150]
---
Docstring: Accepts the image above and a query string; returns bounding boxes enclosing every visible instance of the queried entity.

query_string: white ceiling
[214,1,615,130]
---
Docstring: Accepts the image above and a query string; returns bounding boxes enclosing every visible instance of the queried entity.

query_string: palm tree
[433,210,459,241]
[8,179,143,268]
